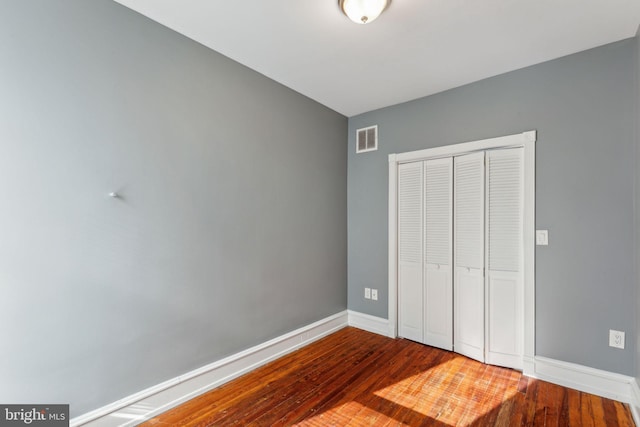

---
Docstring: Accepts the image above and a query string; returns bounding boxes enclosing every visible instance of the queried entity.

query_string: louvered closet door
[398,162,424,343]
[486,148,524,369]
[454,152,485,363]
[424,158,453,351]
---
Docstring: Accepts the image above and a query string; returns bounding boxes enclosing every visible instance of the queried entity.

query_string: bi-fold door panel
[424,158,453,351]
[398,148,523,371]
[398,162,424,343]
[454,152,485,363]
[486,148,524,369]
[486,272,521,368]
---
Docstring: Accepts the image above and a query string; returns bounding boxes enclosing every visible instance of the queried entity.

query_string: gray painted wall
[0,0,347,416]
[635,28,640,386]
[348,40,636,375]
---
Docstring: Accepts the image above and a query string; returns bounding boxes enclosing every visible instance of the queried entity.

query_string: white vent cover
[356,125,378,153]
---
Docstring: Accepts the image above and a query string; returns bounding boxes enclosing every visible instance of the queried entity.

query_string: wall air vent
[356,125,378,153]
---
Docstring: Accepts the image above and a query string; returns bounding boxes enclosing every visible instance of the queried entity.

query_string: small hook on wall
[109,192,119,199]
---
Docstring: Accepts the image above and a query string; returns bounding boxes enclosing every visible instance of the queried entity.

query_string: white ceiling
[114,0,640,117]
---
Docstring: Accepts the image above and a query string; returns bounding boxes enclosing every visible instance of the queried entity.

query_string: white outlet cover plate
[609,329,625,349]
[371,289,378,301]
[536,230,549,245]
[364,288,371,299]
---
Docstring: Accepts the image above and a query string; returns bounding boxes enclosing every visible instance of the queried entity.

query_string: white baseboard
[71,311,348,427]
[530,356,636,404]
[347,310,393,337]
[629,379,640,426]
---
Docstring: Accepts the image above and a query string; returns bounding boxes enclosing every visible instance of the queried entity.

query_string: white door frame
[388,130,536,375]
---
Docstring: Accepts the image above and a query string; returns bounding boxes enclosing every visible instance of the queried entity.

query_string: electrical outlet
[609,329,625,349]
[371,289,378,301]
[536,230,549,245]
[364,288,371,300]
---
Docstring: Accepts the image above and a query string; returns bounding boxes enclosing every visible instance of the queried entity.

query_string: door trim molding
[388,130,536,371]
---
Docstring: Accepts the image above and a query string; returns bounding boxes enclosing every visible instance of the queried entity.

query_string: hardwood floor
[142,327,635,426]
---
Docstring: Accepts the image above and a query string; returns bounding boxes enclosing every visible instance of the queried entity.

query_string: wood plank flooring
[142,327,635,426]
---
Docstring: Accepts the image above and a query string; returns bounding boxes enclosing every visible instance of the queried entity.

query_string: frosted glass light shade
[339,0,391,24]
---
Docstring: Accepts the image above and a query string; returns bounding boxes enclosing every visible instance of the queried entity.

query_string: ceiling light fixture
[339,0,391,25]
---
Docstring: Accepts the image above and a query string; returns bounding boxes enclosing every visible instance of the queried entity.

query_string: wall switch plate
[609,329,625,349]
[536,230,549,245]
[371,289,378,301]
[364,288,371,300]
